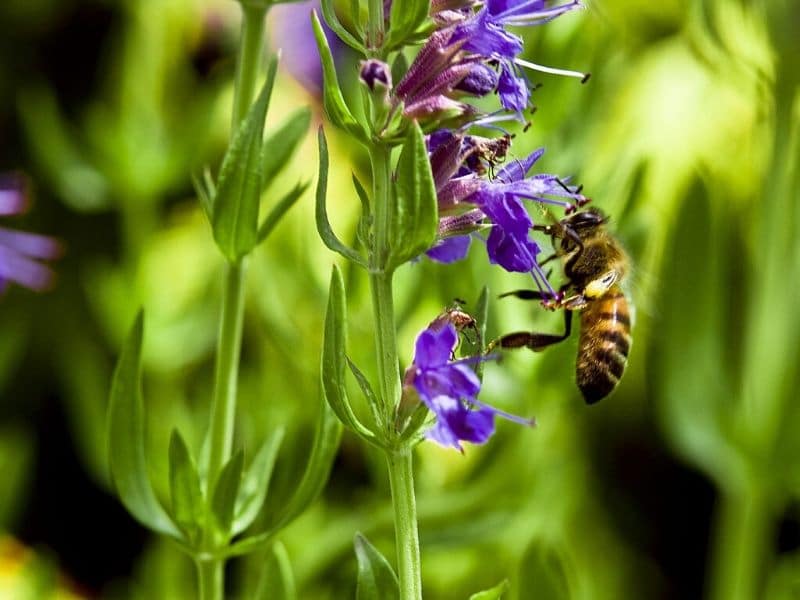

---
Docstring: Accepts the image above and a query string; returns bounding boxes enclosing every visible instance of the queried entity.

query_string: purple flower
[0,179,61,293]
[408,322,533,451]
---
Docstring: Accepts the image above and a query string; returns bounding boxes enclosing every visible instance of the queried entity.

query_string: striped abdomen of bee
[576,285,631,404]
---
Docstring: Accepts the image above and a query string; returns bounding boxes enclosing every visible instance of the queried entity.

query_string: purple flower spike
[410,322,534,451]
[0,178,61,293]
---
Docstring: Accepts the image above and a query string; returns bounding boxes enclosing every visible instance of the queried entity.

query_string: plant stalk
[386,449,423,600]
[197,558,224,600]
[231,5,268,129]
[707,483,772,600]
[368,141,422,599]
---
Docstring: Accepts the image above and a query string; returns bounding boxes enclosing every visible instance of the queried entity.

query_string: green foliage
[322,266,378,443]
[108,312,180,538]
[386,121,439,272]
[315,128,368,266]
[211,56,279,262]
[311,11,367,140]
[168,429,205,543]
[211,450,244,537]
[470,580,509,600]
[354,533,400,600]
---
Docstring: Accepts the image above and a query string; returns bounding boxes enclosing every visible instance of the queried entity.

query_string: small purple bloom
[425,234,471,263]
[0,178,61,293]
[409,322,533,451]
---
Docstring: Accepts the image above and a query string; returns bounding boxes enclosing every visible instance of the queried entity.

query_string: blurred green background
[1,0,799,597]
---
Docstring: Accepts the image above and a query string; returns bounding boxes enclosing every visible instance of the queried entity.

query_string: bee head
[562,208,608,231]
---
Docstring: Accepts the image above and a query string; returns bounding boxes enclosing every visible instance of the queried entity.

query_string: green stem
[707,483,772,600]
[368,141,422,599]
[386,449,422,600]
[207,260,248,489]
[197,558,224,600]
[231,5,268,129]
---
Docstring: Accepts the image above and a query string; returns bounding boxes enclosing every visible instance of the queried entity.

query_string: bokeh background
[1,0,799,597]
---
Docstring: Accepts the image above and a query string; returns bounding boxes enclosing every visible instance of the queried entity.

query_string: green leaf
[260,107,311,192]
[311,12,367,140]
[257,181,309,243]
[354,533,399,600]
[223,392,343,558]
[469,579,509,600]
[346,356,383,430]
[352,174,373,249]
[257,542,297,600]
[315,128,368,267]
[168,429,205,542]
[386,121,438,270]
[273,388,343,528]
[107,312,180,537]
[386,0,430,52]
[211,450,244,537]
[233,427,286,535]
[319,0,365,53]
[322,267,376,441]
[517,542,571,599]
[192,167,215,223]
[398,401,429,444]
[212,55,279,262]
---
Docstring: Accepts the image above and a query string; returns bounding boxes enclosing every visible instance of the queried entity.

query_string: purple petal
[496,148,545,183]
[497,63,529,112]
[413,323,457,368]
[455,62,499,96]
[486,224,541,272]
[0,245,55,291]
[0,188,25,216]
[447,363,482,399]
[0,227,62,259]
[426,235,471,263]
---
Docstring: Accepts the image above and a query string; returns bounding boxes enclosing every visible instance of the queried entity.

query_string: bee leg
[498,289,549,301]
[488,310,573,353]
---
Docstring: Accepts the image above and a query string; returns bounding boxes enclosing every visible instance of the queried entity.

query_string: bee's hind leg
[487,310,573,353]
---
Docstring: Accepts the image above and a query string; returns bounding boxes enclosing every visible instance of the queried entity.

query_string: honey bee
[490,208,632,404]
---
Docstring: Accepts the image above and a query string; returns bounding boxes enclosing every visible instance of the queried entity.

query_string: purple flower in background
[0,178,61,293]
[271,0,342,96]
[409,322,533,451]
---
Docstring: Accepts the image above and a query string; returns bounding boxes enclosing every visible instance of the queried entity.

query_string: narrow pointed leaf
[233,427,286,535]
[469,580,509,600]
[354,533,399,600]
[319,0,365,52]
[257,181,309,243]
[192,168,214,223]
[260,108,312,192]
[346,356,383,429]
[257,542,297,600]
[213,55,279,261]
[274,389,343,528]
[399,401,429,443]
[168,429,205,542]
[312,12,367,140]
[352,174,373,249]
[322,266,376,441]
[211,450,244,536]
[387,121,438,270]
[315,128,368,266]
[223,393,342,558]
[108,312,180,537]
